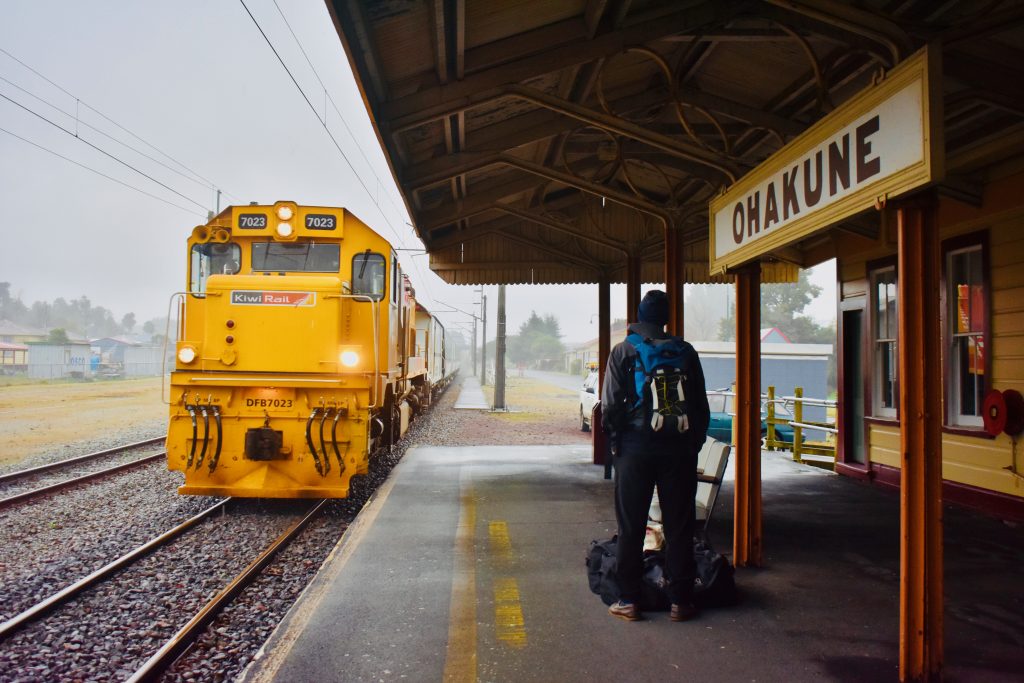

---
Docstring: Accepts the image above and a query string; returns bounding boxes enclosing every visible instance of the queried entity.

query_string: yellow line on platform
[493,577,527,648]
[488,521,527,649]
[443,484,477,683]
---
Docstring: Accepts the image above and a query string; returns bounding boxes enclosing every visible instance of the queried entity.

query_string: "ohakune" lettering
[730,114,881,246]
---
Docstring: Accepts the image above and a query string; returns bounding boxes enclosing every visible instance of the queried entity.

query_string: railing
[765,385,837,468]
[706,386,838,469]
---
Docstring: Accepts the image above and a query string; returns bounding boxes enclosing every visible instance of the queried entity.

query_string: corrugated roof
[326,0,1024,285]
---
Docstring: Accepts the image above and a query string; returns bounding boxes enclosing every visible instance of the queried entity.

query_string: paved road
[522,369,586,394]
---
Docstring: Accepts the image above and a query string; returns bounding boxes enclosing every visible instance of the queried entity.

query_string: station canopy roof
[325,0,1024,285]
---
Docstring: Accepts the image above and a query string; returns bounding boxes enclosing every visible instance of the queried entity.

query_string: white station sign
[709,47,942,274]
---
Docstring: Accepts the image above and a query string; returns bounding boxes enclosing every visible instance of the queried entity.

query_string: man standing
[601,290,710,621]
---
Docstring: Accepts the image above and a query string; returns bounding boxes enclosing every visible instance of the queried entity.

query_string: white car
[579,370,600,432]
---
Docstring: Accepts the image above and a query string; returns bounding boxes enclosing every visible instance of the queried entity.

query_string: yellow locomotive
[166,202,451,498]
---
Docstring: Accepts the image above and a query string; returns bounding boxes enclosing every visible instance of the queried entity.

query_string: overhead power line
[0,91,209,211]
[239,0,442,306]
[270,0,411,224]
[0,125,206,217]
[0,47,235,200]
[0,74,221,197]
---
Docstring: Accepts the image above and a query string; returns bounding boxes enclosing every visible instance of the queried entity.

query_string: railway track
[127,500,327,682]
[0,437,165,509]
[0,498,327,681]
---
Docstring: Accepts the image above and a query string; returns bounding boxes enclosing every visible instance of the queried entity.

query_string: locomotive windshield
[190,242,241,295]
[252,241,340,273]
[352,252,386,301]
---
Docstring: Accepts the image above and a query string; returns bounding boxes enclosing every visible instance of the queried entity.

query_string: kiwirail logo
[230,291,316,306]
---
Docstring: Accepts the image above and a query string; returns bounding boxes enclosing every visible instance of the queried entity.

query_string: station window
[945,237,988,428]
[352,252,386,301]
[190,242,241,295]
[870,264,898,418]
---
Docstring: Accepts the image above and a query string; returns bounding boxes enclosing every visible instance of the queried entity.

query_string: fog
[0,1,835,348]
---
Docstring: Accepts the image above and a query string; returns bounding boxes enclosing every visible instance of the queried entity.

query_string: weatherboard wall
[837,169,1024,508]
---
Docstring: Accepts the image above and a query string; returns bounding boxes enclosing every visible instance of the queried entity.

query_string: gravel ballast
[0,372,584,681]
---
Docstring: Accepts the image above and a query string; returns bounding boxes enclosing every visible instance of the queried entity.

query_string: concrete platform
[244,445,1024,683]
[453,375,489,410]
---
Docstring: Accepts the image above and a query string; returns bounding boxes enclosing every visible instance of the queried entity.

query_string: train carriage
[166,202,448,498]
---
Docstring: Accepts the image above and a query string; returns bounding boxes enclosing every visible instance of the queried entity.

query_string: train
[166,202,455,498]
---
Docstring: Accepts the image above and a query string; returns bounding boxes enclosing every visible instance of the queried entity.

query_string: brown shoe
[670,601,699,622]
[608,600,642,621]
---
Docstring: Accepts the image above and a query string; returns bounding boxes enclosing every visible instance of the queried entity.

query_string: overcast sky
[0,1,836,346]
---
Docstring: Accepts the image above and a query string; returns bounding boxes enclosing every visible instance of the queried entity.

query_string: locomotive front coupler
[305,408,326,476]
[208,404,223,473]
[193,395,212,470]
[317,406,334,477]
[330,406,347,476]
[182,392,199,468]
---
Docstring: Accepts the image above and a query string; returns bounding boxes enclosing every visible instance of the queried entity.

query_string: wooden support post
[598,278,611,390]
[665,228,685,336]
[733,263,762,567]
[897,201,943,682]
[626,253,642,323]
[593,278,611,475]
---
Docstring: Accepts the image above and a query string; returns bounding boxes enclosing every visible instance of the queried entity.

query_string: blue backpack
[626,332,691,435]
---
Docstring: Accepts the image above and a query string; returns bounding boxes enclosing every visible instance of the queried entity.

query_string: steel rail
[0,437,164,484]
[126,499,329,683]
[0,499,230,640]
[0,452,166,510]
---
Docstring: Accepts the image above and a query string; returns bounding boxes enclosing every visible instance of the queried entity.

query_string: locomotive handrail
[334,293,381,408]
[161,292,187,405]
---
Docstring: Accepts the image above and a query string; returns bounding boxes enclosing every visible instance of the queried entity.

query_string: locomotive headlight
[276,222,293,238]
[178,346,197,364]
[340,350,360,367]
[276,206,294,220]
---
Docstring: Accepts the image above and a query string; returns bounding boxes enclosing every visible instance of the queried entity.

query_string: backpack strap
[625,333,649,409]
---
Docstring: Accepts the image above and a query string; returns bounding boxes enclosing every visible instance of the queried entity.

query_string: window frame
[189,242,241,297]
[867,257,899,420]
[942,230,990,431]
[251,241,340,274]
[391,252,400,305]
[351,251,387,302]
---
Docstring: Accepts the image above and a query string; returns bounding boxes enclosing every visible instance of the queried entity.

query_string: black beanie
[638,290,669,325]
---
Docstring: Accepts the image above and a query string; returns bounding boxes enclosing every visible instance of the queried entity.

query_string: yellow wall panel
[868,424,901,468]
[992,357,1024,383]
[991,287,1024,314]
[993,311,1024,337]
[991,263,1024,291]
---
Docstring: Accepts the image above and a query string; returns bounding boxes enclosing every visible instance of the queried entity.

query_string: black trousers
[613,431,698,605]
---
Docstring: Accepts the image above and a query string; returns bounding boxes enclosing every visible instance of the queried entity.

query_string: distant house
[564,321,629,375]
[91,336,141,363]
[91,336,165,376]
[0,341,29,374]
[760,327,793,344]
[0,319,48,345]
[26,342,92,379]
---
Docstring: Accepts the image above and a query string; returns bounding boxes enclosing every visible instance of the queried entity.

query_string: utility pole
[480,293,488,385]
[494,285,507,410]
[471,316,478,376]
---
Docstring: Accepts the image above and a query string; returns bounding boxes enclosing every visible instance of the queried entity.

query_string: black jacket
[600,322,710,452]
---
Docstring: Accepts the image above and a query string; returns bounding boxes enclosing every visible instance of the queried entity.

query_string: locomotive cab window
[352,252,385,301]
[190,242,241,295]
[252,241,340,273]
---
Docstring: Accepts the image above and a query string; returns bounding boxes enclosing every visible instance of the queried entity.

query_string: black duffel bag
[586,536,736,609]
